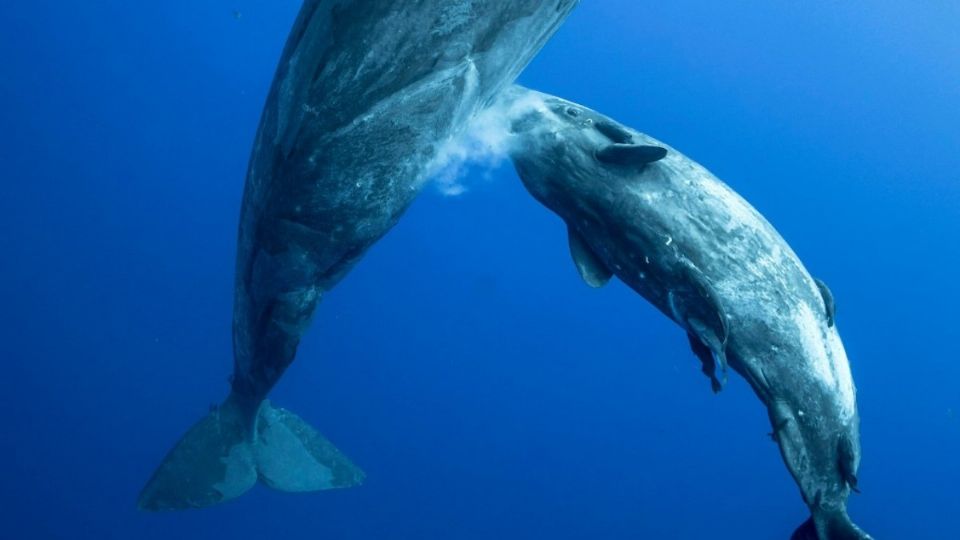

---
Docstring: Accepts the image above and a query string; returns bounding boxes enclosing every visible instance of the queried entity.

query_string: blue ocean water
[2,1,958,538]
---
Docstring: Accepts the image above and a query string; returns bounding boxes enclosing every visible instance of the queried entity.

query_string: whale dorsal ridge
[567,226,613,288]
[595,144,667,166]
[813,277,836,327]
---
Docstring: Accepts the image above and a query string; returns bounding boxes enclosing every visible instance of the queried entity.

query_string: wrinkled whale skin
[139,2,578,511]
[233,1,579,402]
[503,85,870,540]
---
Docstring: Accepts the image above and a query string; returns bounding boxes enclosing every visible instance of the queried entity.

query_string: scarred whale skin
[139,2,578,511]
[502,85,871,540]
[234,0,578,406]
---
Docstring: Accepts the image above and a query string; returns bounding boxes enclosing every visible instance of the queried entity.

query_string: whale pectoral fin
[687,318,729,390]
[567,225,613,288]
[837,433,861,493]
[813,277,837,327]
[768,417,792,442]
[668,267,730,392]
[687,332,723,393]
[595,143,667,166]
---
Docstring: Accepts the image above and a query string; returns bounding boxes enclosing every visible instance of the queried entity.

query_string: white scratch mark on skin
[825,325,857,420]
[697,173,768,235]
[794,302,856,420]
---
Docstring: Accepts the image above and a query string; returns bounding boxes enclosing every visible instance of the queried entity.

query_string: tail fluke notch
[139,395,363,511]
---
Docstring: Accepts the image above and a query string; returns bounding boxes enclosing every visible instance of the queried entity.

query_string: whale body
[502,86,871,540]
[139,1,578,511]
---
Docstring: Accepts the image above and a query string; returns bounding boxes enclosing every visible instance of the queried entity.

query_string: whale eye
[565,107,580,118]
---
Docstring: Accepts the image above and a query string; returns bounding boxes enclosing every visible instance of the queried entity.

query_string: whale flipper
[668,269,730,386]
[595,143,667,166]
[813,277,837,327]
[687,332,723,393]
[837,434,860,493]
[567,226,613,288]
[138,395,363,510]
[687,317,729,388]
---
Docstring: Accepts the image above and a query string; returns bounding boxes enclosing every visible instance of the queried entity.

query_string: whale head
[502,86,667,211]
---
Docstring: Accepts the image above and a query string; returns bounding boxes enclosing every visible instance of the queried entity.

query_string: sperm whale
[138,2,578,511]
[503,85,871,540]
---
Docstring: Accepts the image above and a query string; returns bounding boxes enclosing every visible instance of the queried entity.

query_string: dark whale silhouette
[138,1,578,511]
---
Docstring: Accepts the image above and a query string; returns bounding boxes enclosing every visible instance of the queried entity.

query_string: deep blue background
[2,1,958,538]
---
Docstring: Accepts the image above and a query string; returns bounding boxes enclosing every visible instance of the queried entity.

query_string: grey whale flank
[138,1,578,511]
[502,85,872,540]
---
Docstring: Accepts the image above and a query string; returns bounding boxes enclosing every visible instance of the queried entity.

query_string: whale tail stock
[138,394,364,510]
[791,509,873,540]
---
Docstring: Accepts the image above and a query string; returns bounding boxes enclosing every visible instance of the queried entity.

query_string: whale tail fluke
[253,402,366,493]
[790,510,873,540]
[138,395,364,511]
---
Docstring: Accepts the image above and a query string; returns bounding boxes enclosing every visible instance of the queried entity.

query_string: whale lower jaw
[138,395,363,511]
